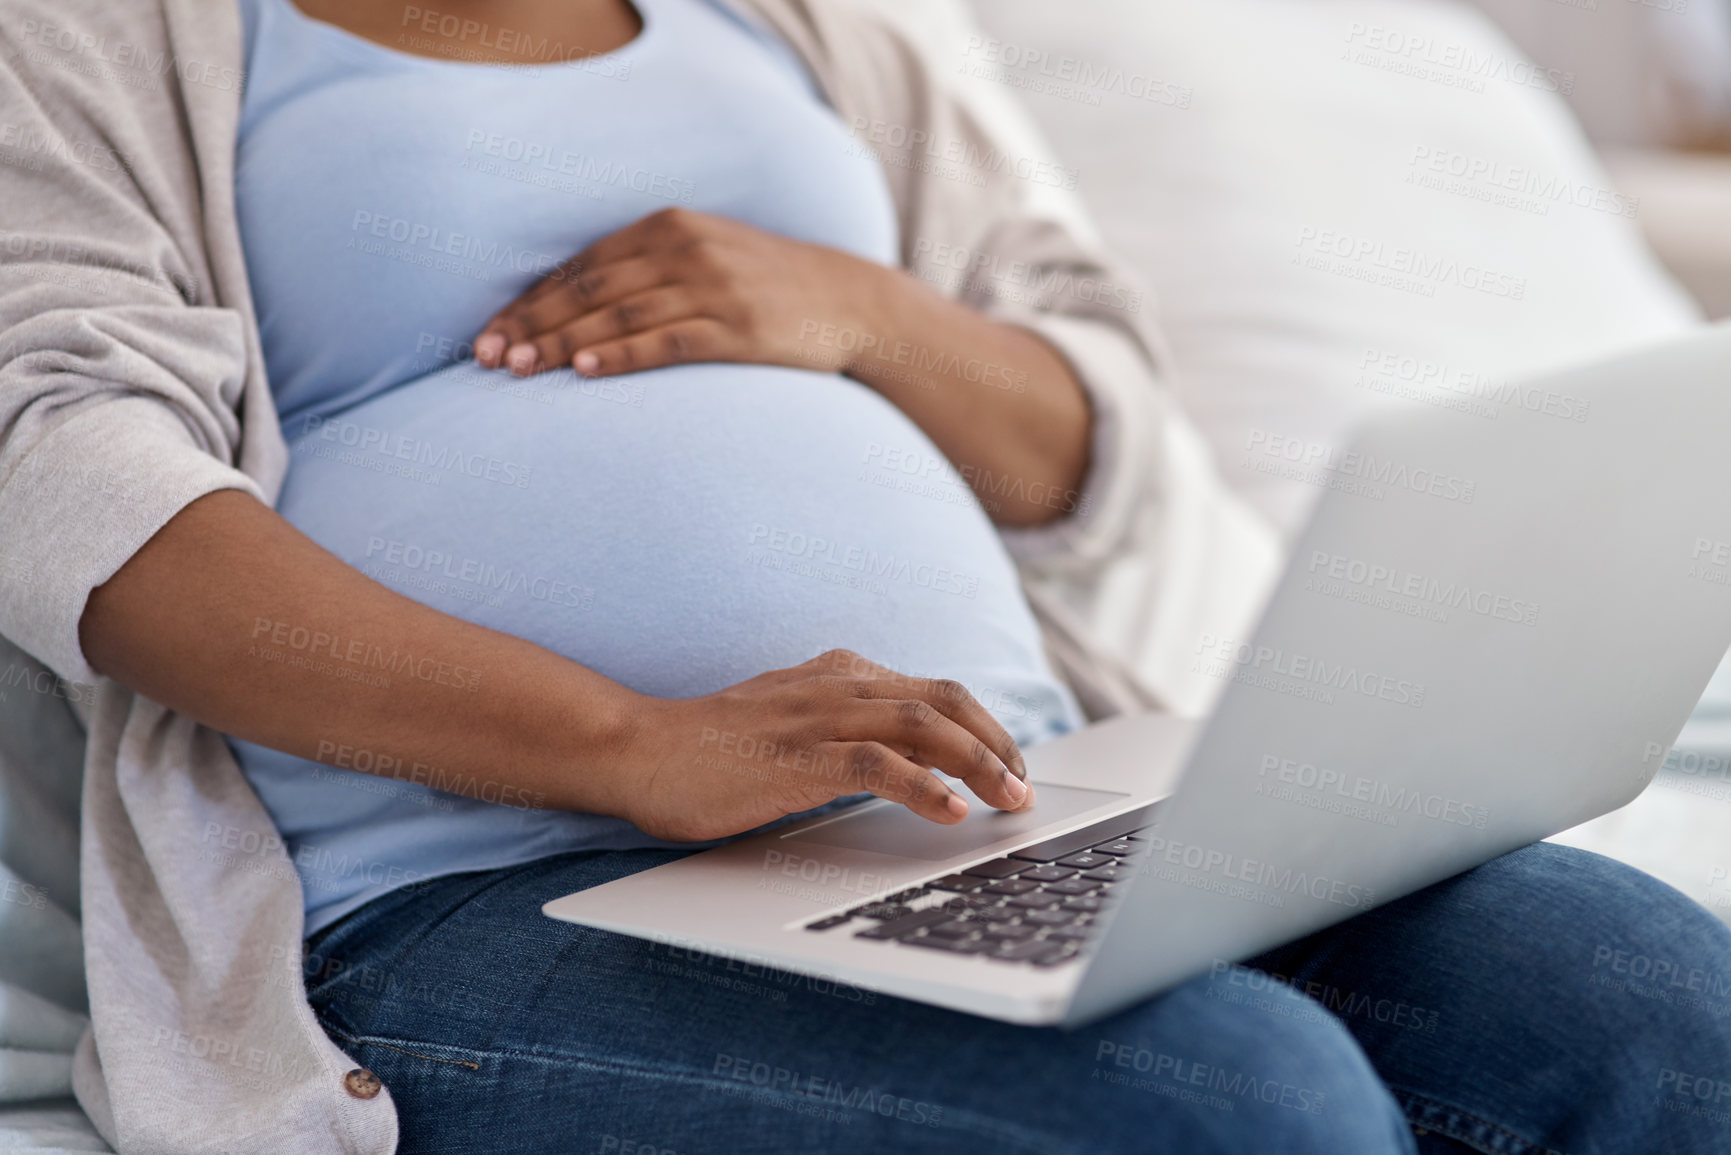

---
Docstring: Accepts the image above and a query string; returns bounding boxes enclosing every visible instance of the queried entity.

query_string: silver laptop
[545,322,1731,1027]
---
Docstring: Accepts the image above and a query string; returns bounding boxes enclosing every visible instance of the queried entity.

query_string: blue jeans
[303,842,1731,1154]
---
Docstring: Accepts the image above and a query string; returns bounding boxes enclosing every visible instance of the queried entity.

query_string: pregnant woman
[5,0,1731,1152]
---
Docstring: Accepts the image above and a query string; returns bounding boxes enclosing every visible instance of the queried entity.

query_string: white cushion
[961,0,1702,535]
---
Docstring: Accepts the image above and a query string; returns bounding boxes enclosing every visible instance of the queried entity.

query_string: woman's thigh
[304,849,1416,1155]
[1248,841,1731,1155]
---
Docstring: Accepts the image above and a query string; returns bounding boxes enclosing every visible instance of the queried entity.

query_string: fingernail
[574,351,599,375]
[945,792,969,820]
[506,344,536,375]
[475,333,505,366]
[1002,771,1027,804]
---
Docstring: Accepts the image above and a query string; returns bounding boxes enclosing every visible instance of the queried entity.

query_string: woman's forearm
[838,266,1092,528]
[78,489,640,818]
[76,489,1033,840]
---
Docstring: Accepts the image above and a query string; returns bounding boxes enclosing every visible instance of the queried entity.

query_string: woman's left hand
[474,206,882,379]
[473,206,1093,528]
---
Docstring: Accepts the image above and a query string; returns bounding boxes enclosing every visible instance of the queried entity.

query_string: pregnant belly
[277,360,1064,719]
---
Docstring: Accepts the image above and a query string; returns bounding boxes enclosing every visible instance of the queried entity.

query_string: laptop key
[1023,909,1079,926]
[1093,840,1140,857]
[928,874,985,893]
[981,879,1041,895]
[1032,944,1085,968]
[924,919,983,940]
[854,907,955,940]
[1042,878,1096,896]
[886,887,928,903]
[1061,896,1105,912]
[988,939,1076,965]
[1007,803,1162,864]
[1017,865,1077,883]
[1081,865,1125,883]
[961,858,1028,879]
[943,895,997,913]
[1006,892,1062,910]
[901,934,987,954]
[1043,925,1093,941]
[850,902,913,921]
[1055,852,1113,870]
[983,922,1038,940]
[805,914,852,932]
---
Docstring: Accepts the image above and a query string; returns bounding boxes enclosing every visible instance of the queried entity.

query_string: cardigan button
[343,1068,382,1100]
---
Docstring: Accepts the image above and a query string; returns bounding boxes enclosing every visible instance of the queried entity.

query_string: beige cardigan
[0,0,1275,1149]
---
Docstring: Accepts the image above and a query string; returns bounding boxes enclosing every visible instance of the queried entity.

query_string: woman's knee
[1449,841,1731,969]
[1353,842,1731,1067]
[1090,970,1416,1154]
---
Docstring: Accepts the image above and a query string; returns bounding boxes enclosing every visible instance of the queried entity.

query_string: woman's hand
[605,648,1036,843]
[474,207,1093,528]
[474,207,881,379]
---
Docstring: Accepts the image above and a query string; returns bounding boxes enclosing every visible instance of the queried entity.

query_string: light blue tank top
[230,0,1082,935]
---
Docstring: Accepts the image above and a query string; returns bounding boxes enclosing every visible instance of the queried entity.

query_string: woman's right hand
[606,649,1037,842]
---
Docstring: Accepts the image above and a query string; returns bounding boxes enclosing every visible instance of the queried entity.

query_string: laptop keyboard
[801,802,1160,969]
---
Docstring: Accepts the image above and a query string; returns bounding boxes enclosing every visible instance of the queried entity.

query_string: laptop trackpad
[781,782,1130,861]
